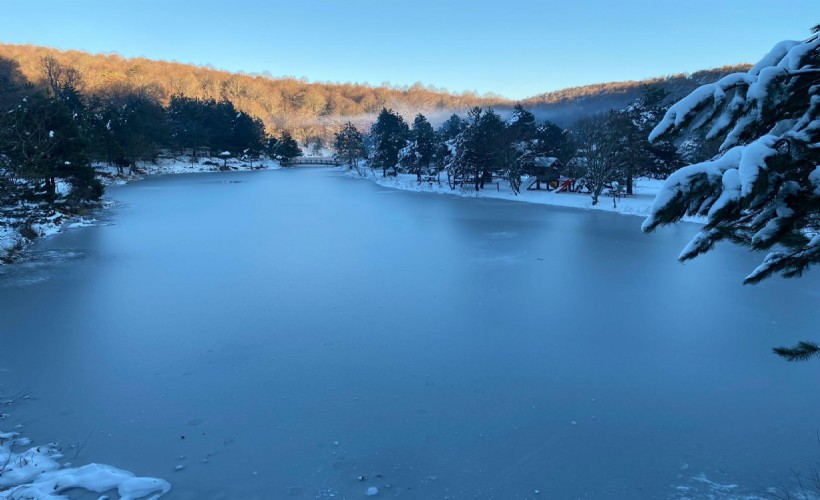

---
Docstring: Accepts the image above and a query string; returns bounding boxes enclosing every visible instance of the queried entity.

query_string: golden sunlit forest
[0,43,748,141]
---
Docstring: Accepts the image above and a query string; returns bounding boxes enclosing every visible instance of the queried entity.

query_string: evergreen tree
[503,105,538,194]
[533,121,576,165]
[641,29,820,360]
[1,91,101,201]
[507,104,537,142]
[0,56,26,112]
[333,122,366,170]
[167,95,208,156]
[209,100,242,153]
[264,136,280,158]
[438,113,464,142]
[614,86,682,193]
[399,113,437,181]
[369,108,409,176]
[447,107,507,191]
[231,111,266,160]
[274,131,302,161]
[433,114,464,178]
[104,93,170,172]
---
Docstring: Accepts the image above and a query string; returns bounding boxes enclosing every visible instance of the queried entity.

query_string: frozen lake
[1,168,819,499]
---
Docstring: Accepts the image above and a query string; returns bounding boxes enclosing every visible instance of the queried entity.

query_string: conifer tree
[333,122,366,170]
[369,108,409,176]
[533,121,576,165]
[399,113,437,181]
[231,111,266,159]
[642,28,820,361]
[2,91,101,201]
[503,105,540,194]
[507,104,537,142]
[447,107,507,191]
[433,114,464,179]
[274,131,302,161]
[614,86,681,193]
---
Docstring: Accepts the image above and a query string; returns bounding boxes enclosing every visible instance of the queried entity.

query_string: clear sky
[1,0,816,100]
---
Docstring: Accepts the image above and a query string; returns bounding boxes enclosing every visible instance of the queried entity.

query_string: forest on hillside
[0,43,748,141]
[0,42,757,264]
[0,43,500,144]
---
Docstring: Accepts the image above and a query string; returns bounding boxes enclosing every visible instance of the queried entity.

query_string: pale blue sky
[1,0,816,99]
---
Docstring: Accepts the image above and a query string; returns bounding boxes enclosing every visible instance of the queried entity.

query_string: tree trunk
[591,182,603,206]
[46,176,56,202]
[626,170,633,195]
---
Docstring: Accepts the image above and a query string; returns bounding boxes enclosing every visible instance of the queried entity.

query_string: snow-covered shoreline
[94,156,281,186]
[347,167,704,223]
[0,156,282,265]
[0,428,171,499]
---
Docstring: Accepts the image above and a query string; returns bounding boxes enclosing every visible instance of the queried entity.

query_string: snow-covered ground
[0,428,170,499]
[95,155,281,185]
[0,155,282,264]
[348,168,703,222]
[0,202,87,265]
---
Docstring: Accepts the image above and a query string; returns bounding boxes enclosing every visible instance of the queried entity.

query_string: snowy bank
[0,201,99,265]
[0,155,281,265]
[0,430,170,499]
[348,168,705,222]
[95,155,281,186]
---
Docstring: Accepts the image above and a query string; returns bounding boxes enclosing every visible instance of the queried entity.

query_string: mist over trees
[343,83,687,205]
[0,43,749,144]
[0,43,503,145]
[1,39,739,218]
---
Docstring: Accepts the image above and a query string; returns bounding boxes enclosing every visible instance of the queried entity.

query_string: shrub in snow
[642,28,820,285]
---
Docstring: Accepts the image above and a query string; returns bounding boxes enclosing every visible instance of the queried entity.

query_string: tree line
[0,43,504,145]
[334,85,710,205]
[0,43,747,145]
[0,55,302,207]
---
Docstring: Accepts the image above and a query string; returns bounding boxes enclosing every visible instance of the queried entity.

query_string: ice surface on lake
[1,168,819,498]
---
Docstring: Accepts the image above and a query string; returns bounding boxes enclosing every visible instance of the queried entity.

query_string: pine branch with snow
[642,30,820,285]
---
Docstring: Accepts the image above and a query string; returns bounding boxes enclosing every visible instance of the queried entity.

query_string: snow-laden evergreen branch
[643,31,820,284]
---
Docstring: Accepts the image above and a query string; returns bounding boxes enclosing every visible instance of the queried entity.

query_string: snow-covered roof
[532,157,560,168]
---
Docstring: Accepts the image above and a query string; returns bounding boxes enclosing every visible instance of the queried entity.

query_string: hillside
[0,43,504,142]
[0,43,749,139]
[520,65,751,125]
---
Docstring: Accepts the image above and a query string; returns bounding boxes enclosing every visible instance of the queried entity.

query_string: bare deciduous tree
[573,113,627,205]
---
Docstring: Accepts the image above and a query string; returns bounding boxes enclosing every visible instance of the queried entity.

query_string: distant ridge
[520,65,751,125]
[0,42,749,139]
